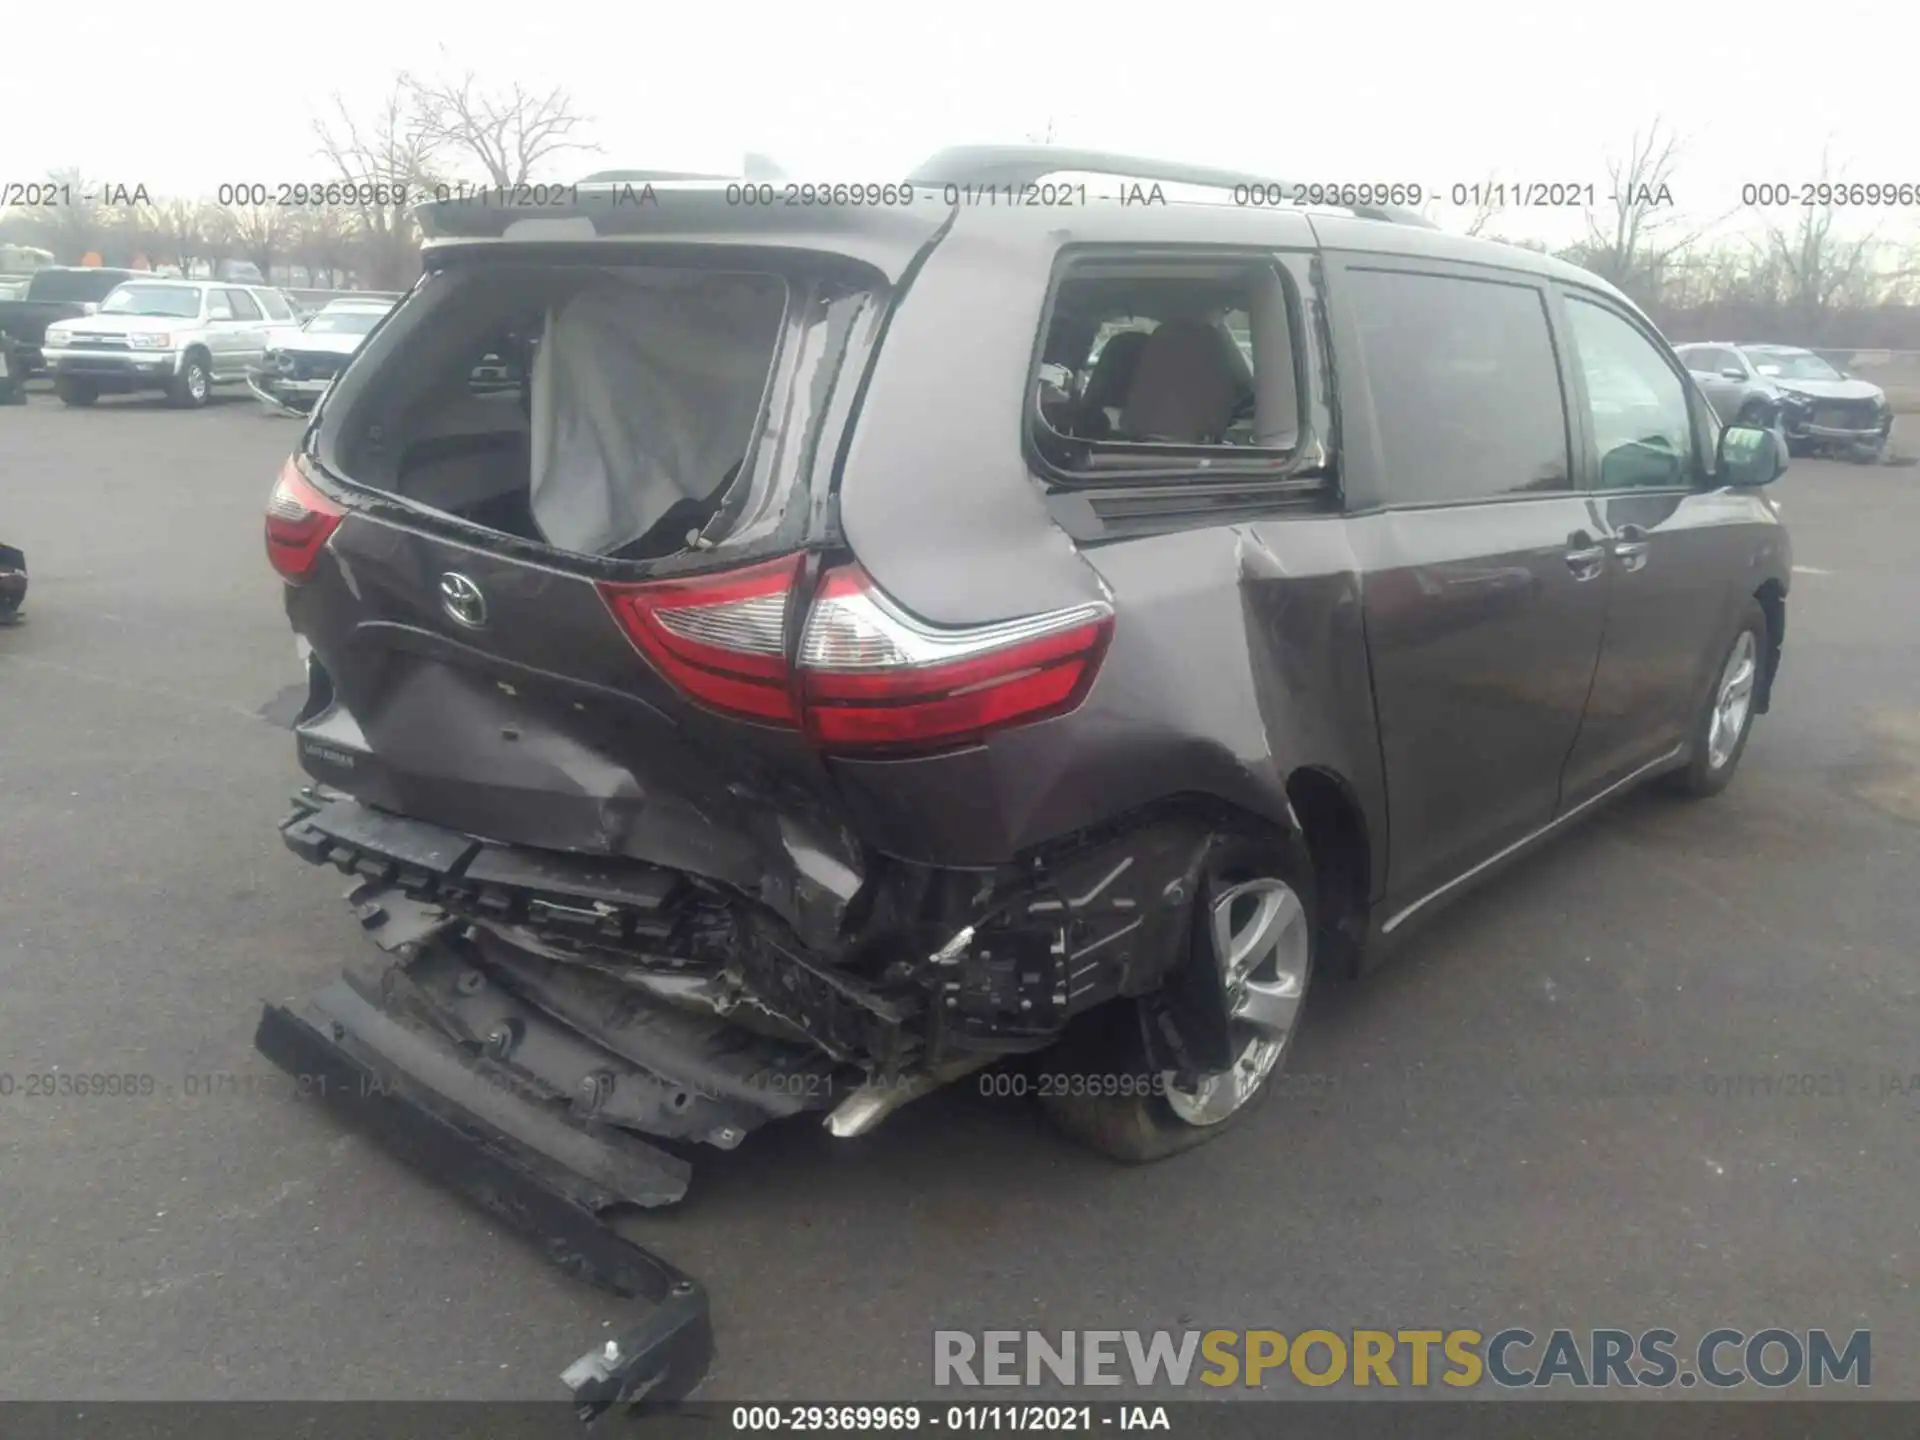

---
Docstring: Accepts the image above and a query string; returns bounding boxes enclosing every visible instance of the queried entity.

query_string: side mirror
[1720,367,1746,381]
[1718,423,1787,487]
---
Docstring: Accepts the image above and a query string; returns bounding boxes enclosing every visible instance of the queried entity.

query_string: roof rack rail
[906,145,1438,228]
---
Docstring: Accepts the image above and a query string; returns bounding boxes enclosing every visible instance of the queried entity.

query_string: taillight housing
[265,456,345,584]
[599,558,1113,752]
[598,555,806,724]
[798,565,1113,750]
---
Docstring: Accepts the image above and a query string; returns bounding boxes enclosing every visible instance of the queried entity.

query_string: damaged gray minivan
[256,147,1790,1403]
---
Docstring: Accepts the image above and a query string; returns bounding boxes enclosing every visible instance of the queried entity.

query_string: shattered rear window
[313,263,789,560]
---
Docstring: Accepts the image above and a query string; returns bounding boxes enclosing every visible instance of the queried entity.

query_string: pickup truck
[0,266,142,375]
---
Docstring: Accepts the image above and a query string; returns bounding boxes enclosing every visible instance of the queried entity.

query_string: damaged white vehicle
[249,297,397,415]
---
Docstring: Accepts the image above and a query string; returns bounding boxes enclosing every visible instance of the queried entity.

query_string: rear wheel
[55,377,98,407]
[1665,598,1767,798]
[168,352,211,408]
[1038,833,1315,1162]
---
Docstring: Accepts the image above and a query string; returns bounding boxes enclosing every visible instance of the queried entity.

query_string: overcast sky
[3,0,1911,247]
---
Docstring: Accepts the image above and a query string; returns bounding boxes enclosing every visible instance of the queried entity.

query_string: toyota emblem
[439,571,488,629]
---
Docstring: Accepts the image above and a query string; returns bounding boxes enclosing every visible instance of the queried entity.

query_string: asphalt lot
[1,391,1916,1402]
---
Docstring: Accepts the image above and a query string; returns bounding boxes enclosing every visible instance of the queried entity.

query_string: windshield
[101,284,204,318]
[1747,349,1842,381]
[305,310,384,336]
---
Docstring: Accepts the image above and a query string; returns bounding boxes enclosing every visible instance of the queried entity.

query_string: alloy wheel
[1163,877,1309,1126]
[1707,631,1758,770]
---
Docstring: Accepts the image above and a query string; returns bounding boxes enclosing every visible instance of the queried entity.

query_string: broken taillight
[265,457,345,584]
[598,558,1113,751]
[798,565,1113,750]
[598,554,807,724]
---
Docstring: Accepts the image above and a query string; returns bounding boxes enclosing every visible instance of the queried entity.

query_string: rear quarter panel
[828,204,1387,877]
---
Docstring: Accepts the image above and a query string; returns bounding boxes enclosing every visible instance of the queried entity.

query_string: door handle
[1610,524,1650,572]
[1565,532,1607,581]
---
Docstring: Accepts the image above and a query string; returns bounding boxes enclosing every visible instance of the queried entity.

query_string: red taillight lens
[798,564,1113,751]
[599,557,1113,749]
[597,555,806,724]
[265,457,345,584]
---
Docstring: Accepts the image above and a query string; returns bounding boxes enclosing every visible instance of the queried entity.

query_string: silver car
[1677,341,1893,458]
[42,280,306,407]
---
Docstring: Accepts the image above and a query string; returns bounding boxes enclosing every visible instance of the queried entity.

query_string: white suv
[42,280,304,408]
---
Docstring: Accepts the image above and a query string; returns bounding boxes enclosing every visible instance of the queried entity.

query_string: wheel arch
[1285,765,1374,980]
[1753,579,1786,713]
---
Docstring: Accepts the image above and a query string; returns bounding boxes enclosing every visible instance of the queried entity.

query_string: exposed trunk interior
[316,262,792,561]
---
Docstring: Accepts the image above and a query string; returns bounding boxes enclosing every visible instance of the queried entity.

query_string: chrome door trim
[1381,742,1684,935]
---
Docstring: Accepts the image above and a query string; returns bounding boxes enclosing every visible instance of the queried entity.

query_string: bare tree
[404,71,596,186]
[314,79,441,289]
[27,168,107,262]
[100,199,161,269]
[224,203,292,280]
[1456,171,1505,238]
[1762,150,1876,334]
[198,203,238,276]
[289,206,356,287]
[150,198,207,274]
[1571,119,1722,304]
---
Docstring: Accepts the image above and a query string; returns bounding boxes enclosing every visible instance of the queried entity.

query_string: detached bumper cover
[248,365,331,414]
[254,978,714,1415]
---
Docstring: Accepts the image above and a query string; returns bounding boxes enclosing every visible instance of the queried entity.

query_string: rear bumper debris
[0,542,26,620]
[255,977,713,1417]
[260,782,1227,1405]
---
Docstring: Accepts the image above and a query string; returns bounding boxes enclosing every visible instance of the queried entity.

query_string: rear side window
[1343,268,1571,505]
[1030,254,1303,476]
[256,289,293,321]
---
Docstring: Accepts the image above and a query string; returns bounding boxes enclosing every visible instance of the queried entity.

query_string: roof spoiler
[575,169,740,184]
[906,144,1438,228]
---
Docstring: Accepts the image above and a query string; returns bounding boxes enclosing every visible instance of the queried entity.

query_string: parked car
[1676,341,1893,459]
[0,266,143,376]
[0,277,30,301]
[41,279,304,407]
[254,150,1791,1403]
[248,298,395,415]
